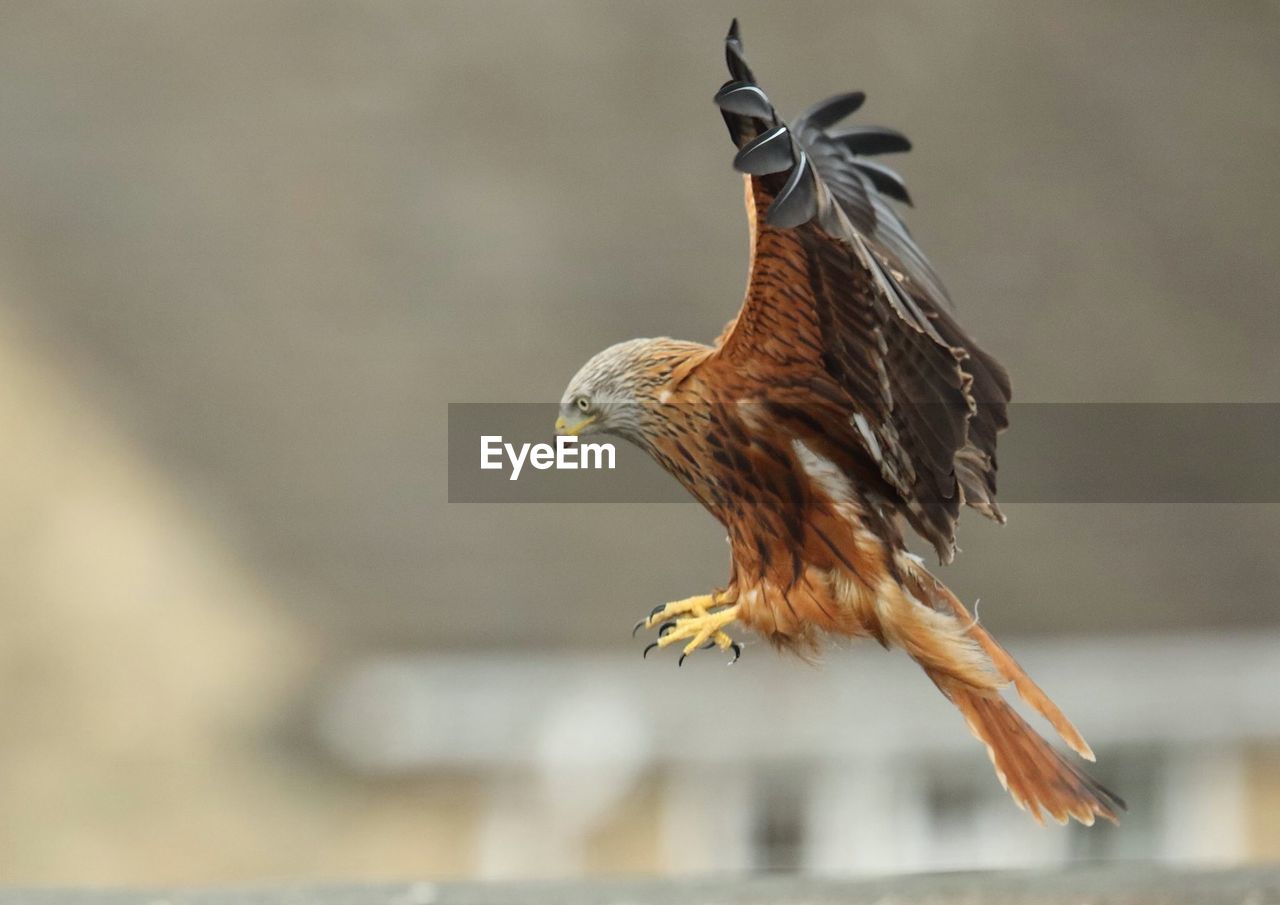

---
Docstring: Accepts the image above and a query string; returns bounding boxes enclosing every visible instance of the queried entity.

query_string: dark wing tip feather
[765,151,818,227]
[829,125,912,156]
[852,159,913,205]
[714,81,775,120]
[724,20,754,84]
[795,91,866,131]
[733,125,794,175]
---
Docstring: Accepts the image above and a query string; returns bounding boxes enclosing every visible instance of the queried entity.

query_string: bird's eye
[575,396,591,412]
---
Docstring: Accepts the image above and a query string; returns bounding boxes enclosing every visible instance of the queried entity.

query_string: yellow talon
[655,605,739,651]
[639,595,741,663]
[643,594,717,630]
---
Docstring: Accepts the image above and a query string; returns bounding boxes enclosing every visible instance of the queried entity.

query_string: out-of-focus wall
[0,0,1276,885]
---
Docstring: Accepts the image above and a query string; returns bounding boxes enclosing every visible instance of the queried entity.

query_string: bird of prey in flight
[555,21,1123,825]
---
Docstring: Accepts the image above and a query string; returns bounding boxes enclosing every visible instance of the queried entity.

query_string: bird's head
[555,337,704,444]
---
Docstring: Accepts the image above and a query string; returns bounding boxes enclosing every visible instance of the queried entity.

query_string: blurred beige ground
[0,304,490,881]
[0,0,1277,885]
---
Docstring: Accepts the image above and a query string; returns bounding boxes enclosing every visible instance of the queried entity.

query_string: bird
[554,20,1124,826]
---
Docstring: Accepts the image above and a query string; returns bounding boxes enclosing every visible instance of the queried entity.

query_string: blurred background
[0,0,1278,886]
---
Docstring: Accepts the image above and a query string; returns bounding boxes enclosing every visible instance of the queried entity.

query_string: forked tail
[899,558,1126,825]
[929,672,1125,824]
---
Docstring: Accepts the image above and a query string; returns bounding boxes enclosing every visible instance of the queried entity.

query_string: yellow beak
[555,414,596,436]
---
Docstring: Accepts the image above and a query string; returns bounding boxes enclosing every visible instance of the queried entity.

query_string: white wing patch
[791,439,856,507]
[852,412,883,464]
[788,437,870,529]
[792,439,884,552]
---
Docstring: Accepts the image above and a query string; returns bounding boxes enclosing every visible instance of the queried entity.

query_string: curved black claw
[633,604,667,638]
[643,641,659,659]
[727,642,742,665]
[701,639,716,650]
[678,652,688,668]
[657,621,677,638]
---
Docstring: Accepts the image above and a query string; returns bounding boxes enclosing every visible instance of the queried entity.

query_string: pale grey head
[555,337,707,444]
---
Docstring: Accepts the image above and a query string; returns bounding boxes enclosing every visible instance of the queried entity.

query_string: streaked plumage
[556,21,1122,826]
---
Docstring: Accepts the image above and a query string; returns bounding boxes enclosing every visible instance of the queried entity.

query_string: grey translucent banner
[448,403,1280,503]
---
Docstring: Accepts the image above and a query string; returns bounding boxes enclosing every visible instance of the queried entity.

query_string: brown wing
[710,20,1011,561]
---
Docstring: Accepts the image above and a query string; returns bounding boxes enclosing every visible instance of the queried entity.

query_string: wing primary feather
[714,81,776,120]
[765,151,818,227]
[829,125,912,156]
[852,159,913,205]
[796,91,866,130]
[725,29,755,83]
[733,126,795,175]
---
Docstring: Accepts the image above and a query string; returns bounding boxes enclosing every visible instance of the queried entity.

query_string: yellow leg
[636,594,742,664]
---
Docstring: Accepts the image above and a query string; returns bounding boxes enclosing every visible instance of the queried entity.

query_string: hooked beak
[555,414,596,436]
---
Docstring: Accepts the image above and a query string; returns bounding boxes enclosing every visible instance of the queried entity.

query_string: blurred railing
[6,866,1278,905]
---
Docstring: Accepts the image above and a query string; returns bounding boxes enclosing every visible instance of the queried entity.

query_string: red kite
[555,21,1122,825]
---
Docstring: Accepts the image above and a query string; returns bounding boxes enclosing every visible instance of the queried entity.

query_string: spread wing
[710,20,1011,561]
